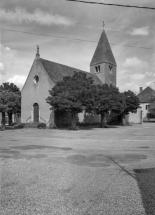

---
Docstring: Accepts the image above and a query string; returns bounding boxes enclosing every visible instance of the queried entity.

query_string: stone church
[21,25,117,126]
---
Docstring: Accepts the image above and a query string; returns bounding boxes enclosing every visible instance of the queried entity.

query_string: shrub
[11,122,17,127]
[69,125,79,130]
[12,123,25,129]
[37,123,46,129]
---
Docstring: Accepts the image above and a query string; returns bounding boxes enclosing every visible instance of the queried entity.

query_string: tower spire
[90,23,116,67]
[36,45,40,59]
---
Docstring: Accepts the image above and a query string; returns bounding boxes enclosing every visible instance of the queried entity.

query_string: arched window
[34,75,39,84]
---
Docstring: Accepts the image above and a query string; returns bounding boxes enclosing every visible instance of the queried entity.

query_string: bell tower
[90,22,117,87]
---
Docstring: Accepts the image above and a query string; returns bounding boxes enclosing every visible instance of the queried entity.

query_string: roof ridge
[39,58,102,85]
[137,86,155,103]
[40,58,87,73]
[137,86,155,96]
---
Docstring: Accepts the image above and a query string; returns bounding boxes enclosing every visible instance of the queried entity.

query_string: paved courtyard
[0,123,155,215]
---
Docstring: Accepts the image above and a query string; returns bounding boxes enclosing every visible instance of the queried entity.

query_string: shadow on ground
[66,154,147,168]
[0,145,72,160]
[106,158,155,214]
[0,126,16,131]
[134,167,155,215]
[10,145,72,151]
[49,124,119,130]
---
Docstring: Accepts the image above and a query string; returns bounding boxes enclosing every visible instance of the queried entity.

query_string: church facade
[21,26,117,126]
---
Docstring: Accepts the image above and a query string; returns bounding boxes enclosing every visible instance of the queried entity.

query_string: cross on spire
[102,21,105,30]
[36,45,40,59]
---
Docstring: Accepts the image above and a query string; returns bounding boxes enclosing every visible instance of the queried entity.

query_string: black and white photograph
[0,0,155,214]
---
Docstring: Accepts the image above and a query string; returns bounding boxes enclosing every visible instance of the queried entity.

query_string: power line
[78,25,154,33]
[66,0,155,10]
[0,28,152,50]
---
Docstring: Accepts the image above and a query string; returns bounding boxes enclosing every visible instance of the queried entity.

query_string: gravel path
[1,123,155,214]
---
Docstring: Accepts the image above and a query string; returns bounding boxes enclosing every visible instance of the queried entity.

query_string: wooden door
[33,103,39,122]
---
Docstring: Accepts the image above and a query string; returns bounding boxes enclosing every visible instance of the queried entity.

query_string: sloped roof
[40,58,103,85]
[90,30,116,66]
[137,86,155,103]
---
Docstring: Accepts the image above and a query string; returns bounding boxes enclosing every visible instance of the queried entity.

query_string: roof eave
[90,61,117,67]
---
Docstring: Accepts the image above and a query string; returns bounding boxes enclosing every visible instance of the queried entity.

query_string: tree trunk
[121,114,127,126]
[8,112,13,126]
[100,113,107,128]
[1,112,5,131]
[71,112,77,129]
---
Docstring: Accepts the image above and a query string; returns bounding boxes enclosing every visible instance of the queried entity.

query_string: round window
[34,75,39,84]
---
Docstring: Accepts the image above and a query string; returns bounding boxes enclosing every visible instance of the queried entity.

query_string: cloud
[123,57,148,69]
[0,7,75,26]
[0,43,31,87]
[119,70,127,75]
[145,81,155,90]
[145,81,152,86]
[130,27,149,36]
[0,62,4,70]
[119,82,140,93]
[7,75,26,88]
[145,71,154,76]
[5,47,11,51]
[131,74,145,80]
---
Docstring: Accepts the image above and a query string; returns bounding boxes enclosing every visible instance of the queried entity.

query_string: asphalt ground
[0,123,155,215]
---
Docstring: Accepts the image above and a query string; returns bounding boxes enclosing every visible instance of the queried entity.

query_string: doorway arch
[33,103,39,122]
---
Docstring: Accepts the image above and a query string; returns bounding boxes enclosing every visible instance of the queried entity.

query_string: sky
[0,0,155,93]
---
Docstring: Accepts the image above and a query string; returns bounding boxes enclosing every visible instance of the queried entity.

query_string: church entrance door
[33,103,39,122]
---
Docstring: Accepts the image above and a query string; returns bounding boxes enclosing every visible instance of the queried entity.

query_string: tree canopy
[0,90,20,113]
[0,82,20,94]
[46,72,95,128]
[93,84,126,127]
[46,72,141,129]
[46,73,127,128]
[0,82,21,128]
[122,90,140,115]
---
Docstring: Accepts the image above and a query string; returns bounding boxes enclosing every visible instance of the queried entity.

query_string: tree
[93,84,126,127]
[0,82,21,128]
[46,72,95,129]
[0,90,21,129]
[0,82,20,94]
[120,90,140,125]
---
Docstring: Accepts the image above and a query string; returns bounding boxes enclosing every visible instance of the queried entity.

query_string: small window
[95,65,100,73]
[109,65,113,74]
[98,65,100,72]
[95,66,98,73]
[146,105,150,110]
[34,75,39,84]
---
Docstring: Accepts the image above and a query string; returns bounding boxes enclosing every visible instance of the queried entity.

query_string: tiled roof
[137,86,155,103]
[40,58,103,85]
[90,30,116,66]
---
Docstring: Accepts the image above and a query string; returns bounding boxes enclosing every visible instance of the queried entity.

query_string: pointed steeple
[90,22,116,66]
[36,45,40,59]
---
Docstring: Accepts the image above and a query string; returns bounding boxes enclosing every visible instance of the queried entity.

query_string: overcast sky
[0,0,155,93]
